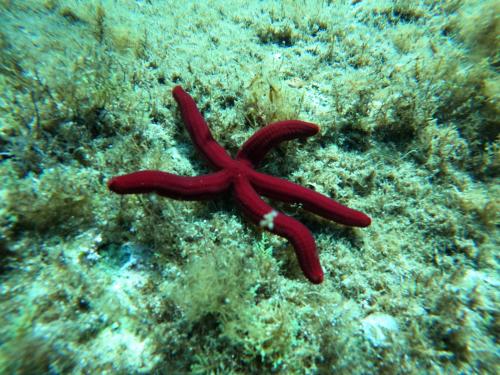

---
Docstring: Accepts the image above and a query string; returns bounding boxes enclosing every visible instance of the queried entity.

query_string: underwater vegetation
[0,0,498,374]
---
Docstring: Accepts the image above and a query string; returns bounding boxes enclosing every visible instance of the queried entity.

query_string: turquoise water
[0,1,498,373]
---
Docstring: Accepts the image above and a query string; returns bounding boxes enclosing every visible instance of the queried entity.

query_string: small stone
[361,313,399,348]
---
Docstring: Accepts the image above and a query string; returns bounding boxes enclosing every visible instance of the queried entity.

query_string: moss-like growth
[0,0,498,373]
[244,73,303,127]
[3,167,95,237]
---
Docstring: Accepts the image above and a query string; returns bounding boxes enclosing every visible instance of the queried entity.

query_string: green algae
[0,0,498,373]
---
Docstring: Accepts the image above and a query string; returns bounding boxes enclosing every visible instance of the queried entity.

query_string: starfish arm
[236,120,320,167]
[107,170,231,200]
[172,86,233,169]
[233,176,324,284]
[249,171,371,227]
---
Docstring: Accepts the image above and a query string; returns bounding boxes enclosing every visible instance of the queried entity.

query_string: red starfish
[108,86,371,284]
